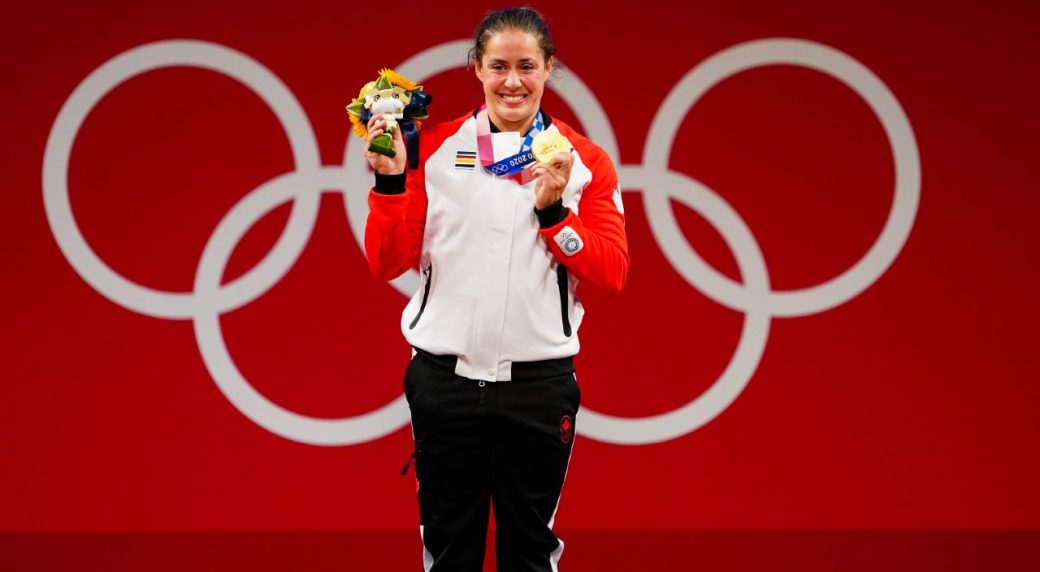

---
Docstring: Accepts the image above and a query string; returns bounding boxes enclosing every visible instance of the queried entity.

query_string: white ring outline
[41,38,921,446]
[643,38,921,318]
[580,169,772,444]
[192,170,409,446]
[43,40,323,319]
[41,40,410,445]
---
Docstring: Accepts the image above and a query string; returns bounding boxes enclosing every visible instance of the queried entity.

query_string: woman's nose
[504,69,522,89]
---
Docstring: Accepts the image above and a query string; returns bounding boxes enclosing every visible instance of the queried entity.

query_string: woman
[363,7,628,571]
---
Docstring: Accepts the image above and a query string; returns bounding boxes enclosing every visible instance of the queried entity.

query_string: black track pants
[404,349,580,572]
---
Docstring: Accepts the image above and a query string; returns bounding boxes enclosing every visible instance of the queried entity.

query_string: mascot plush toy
[346,69,431,169]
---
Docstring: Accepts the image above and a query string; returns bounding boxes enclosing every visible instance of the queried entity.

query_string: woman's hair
[468,7,557,66]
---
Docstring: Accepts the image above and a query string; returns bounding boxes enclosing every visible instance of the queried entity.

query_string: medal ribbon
[475,104,544,181]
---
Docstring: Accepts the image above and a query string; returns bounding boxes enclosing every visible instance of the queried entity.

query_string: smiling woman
[361,6,630,571]
[472,19,554,134]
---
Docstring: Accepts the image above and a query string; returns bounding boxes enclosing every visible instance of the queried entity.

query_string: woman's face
[475,29,552,133]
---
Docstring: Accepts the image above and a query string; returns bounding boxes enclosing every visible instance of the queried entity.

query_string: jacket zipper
[556,265,572,337]
[409,264,433,330]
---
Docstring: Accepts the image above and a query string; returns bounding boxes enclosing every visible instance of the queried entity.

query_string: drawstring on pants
[401,452,417,476]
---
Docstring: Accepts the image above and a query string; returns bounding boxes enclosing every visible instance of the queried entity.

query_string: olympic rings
[42,38,920,446]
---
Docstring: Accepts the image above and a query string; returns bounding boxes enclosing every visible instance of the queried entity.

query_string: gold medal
[531,130,571,163]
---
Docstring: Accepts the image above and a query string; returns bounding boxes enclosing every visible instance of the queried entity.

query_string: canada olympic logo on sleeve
[553,226,584,256]
[42,38,920,447]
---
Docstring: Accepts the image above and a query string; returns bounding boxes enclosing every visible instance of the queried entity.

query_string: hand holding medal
[472,104,573,208]
[530,130,574,209]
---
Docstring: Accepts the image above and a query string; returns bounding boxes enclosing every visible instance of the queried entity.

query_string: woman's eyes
[491,64,538,72]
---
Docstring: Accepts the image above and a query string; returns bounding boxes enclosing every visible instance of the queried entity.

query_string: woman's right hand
[365,114,408,175]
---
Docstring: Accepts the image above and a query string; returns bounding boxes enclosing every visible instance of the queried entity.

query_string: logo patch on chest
[454,150,476,171]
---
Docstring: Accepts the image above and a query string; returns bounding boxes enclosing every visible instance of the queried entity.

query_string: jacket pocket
[409,263,433,330]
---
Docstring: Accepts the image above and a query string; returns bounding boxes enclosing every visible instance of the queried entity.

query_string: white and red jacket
[365,111,628,381]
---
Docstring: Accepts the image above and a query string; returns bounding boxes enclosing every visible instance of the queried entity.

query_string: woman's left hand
[531,152,573,209]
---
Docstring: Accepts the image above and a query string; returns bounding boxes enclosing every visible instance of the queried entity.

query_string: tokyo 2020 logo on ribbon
[42,39,920,446]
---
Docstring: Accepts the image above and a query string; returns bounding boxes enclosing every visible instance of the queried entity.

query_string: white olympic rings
[42,38,919,446]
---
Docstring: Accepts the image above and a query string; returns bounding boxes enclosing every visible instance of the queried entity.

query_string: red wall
[2,0,1038,539]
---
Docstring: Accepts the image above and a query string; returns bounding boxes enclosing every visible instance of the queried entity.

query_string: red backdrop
[2,0,1038,560]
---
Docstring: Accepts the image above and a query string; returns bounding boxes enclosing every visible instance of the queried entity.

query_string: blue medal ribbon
[484,111,545,177]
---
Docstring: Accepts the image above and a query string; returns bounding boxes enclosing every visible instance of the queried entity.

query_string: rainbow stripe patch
[454,150,477,171]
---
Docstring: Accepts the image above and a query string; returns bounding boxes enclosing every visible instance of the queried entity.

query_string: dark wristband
[374,171,406,195]
[534,198,567,228]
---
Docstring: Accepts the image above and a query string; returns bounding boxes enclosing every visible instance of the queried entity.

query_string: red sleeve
[538,128,630,296]
[364,172,427,281]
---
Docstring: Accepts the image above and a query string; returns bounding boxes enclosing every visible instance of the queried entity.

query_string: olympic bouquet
[346,69,431,170]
